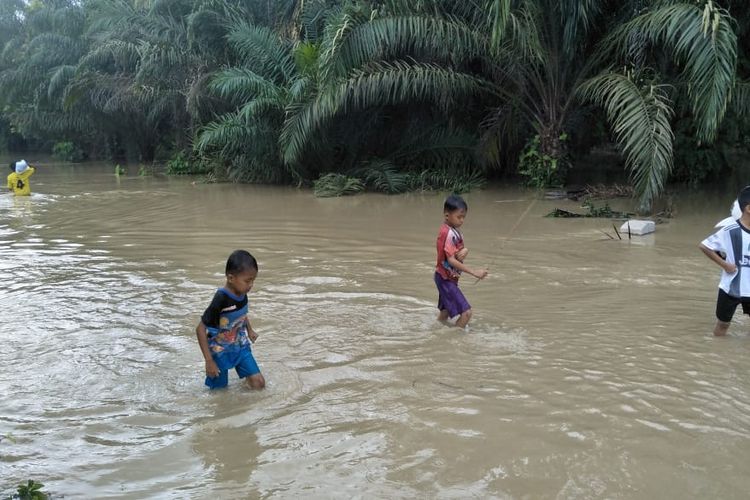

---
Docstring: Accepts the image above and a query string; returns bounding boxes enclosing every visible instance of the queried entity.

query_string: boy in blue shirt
[196,250,265,389]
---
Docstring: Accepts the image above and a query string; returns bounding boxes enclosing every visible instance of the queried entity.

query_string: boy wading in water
[435,195,488,329]
[6,160,35,196]
[700,186,750,336]
[197,250,265,389]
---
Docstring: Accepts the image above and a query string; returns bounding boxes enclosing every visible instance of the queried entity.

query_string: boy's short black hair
[226,250,258,275]
[739,186,750,212]
[9,162,15,172]
[444,194,468,213]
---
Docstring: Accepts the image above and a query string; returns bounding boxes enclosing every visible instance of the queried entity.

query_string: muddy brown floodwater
[1,163,750,498]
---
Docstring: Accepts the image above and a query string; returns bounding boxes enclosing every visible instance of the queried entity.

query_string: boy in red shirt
[434,195,488,329]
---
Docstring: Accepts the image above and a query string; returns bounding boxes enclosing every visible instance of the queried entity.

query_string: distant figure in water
[700,186,750,336]
[6,160,35,196]
[434,194,488,329]
[196,250,265,389]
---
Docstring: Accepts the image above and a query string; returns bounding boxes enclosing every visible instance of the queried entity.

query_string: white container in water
[620,219,655,236]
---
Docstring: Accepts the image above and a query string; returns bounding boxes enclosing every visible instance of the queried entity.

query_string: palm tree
[68,0,246,160]
[280,0,738,211]
[198,5,481,192]
[195,21,313,182]
[0,0,90,144]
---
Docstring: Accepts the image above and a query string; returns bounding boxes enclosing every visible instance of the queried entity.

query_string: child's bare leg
[455,308,472,329]
[245,373,266,390]
[713,321,730,336]
[437,309,451,325]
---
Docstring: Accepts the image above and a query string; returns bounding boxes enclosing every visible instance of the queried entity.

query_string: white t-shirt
[701,220,750,298]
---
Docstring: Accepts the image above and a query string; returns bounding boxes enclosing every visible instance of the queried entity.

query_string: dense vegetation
[1,0,748,210]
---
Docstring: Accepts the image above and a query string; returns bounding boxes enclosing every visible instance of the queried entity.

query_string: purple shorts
[434,272,471,317]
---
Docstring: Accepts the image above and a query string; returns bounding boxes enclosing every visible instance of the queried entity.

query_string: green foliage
[356,160,410,194]
[137,164,153,176]
[0,0,746,201]
[578,71,673,213]
[670,98,750,186]
[406,166,485,194]
[114,164,125,176]
[604,1,737,143]
[165,152,209,176]
[313,173,364,197]
[672,135,729,187]
[581,200,622,218]
[52,141,85,162]
[165,152,191,175]
[518,134,569,188]
[5,480,48,500]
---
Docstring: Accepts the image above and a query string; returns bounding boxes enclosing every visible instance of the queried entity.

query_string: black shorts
[716,289,750,322]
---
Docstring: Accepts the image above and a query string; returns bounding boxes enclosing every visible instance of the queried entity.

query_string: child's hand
[455,247,469,262]
[248,329,258,343]
[205,359,220,378]
[723,262,738,274]
[473,268,488,280]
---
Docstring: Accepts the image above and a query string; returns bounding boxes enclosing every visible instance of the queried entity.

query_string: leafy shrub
[518,134,569,188]
[4,479,48,500]
[313,173,364,197]
[166,151,210,175]
[52,141,85,162]
[354,159,410,194]
[138,164,154,176]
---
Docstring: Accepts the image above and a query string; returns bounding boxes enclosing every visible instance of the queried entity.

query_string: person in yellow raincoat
[6,160,35,196]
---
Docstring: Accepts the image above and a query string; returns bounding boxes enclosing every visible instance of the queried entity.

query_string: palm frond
[354,158,409,194]
[78,39,140,71]
[560,0,601,55]
[734,80,750,117]
[209,67,282,103]
[313,172,364,197]
[319,14,484,82]
[226,21,295,84]
[281,61,488,166]
[194,110,251,153]
[48,65,76,102]
[604,2,736,143]
[318,7,371,81]
[390,125,476,166]
[502,4,544,63]
[27,33,85,67]
[488,0,512,47]
[299,0,335,42]
[238,97,285,123]
[186,71,212,120]
[579,70,674,212]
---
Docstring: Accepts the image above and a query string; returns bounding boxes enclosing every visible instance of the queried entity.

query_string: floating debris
[546,200,633,219]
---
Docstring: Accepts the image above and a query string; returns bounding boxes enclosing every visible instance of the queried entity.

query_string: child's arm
[456,247,468,262]
[245,318,258,343]
[196,321,220,378]
[700,243,737,273]
[447,254,488,280]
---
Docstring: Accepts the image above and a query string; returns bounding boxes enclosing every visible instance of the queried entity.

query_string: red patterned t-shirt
[435,223,464,281]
